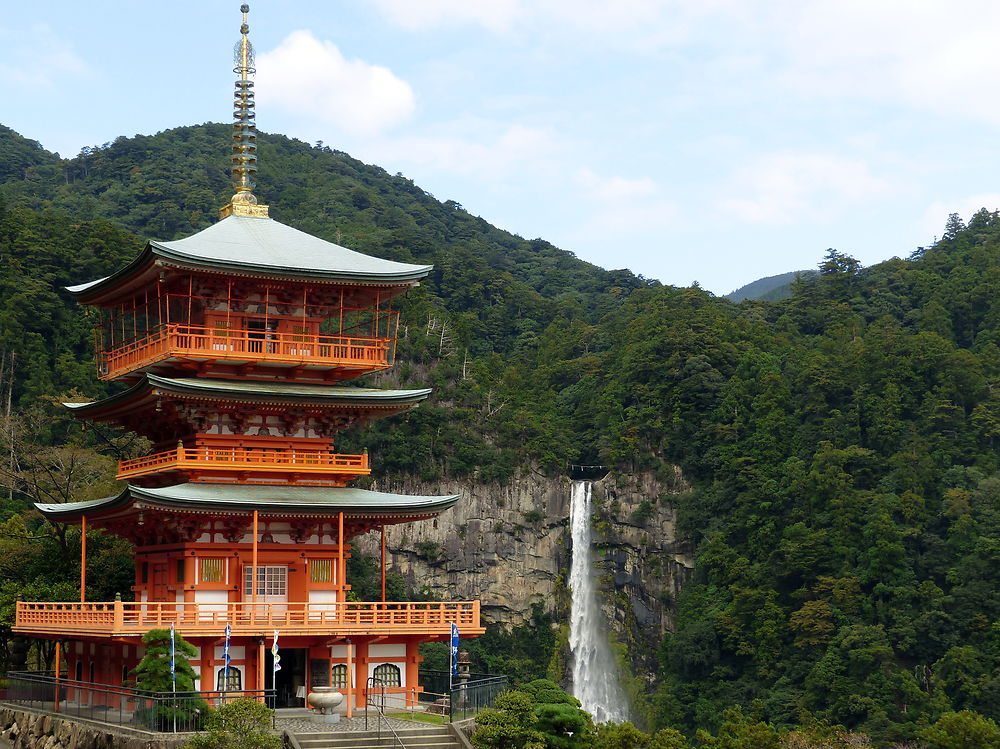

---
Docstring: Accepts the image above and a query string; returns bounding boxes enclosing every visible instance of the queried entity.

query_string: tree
[132,628,208,730]
[472,691,547,749]
[520,679,594,748]
[594,722,649,749]
[695,707,782,749]
[919,710,1000,748]
[184,698,280,749]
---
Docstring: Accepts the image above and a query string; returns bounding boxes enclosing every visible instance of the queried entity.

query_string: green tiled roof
[36,483,460,519]
[68,215,431,297]
[63,375,431,416]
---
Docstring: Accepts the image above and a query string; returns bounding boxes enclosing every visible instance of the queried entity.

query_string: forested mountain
[2,123,1000,746]
[726,269,815,302]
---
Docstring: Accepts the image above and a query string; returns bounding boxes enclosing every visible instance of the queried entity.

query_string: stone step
[292,727,459,749]
[297,741,457,749]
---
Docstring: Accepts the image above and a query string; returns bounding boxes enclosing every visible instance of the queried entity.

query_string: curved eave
[36,484,460,522]
[67,216,432,304]
[66,246,158,304]
[149,243,431,285]
[63,376,432,421]
[146,375,432,405]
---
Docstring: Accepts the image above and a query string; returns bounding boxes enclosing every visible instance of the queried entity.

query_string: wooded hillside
[2,123,999,746]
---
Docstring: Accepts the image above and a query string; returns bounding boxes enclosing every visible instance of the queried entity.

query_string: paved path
[275,709,433,734]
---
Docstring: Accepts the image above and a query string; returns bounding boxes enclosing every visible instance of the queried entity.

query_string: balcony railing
[15,600,483,638]
[98,324,392,380]
[116,447,370,481]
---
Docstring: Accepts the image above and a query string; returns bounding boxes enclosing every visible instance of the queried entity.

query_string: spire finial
[221,3,269,219]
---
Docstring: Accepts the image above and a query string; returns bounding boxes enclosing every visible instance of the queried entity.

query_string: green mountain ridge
[2,122,1000,746]
[726,269,816,302]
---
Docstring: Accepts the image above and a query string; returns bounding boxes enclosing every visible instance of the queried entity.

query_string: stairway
[290,726,461,749]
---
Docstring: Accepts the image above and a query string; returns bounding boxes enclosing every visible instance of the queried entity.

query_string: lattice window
[373,663,401,687]
[217,667,242,691]
[243,565,287,597]
[291,324,310,342]
[200,558,225,583]
[310,559,332,583]
[213,320,233,337]
[331,664,348,688]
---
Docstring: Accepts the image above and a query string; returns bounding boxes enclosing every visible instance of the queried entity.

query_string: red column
[80,515,87,602]
[405,638,421,707]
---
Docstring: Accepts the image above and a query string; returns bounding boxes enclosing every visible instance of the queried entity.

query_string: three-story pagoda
[14,4,481,712]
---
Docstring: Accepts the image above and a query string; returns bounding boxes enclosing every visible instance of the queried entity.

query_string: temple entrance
[267,647,307,707]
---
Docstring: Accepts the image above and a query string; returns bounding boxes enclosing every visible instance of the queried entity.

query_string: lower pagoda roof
[36,483,460,524]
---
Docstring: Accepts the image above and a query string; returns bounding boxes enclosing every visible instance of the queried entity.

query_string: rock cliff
[356,469,695,683]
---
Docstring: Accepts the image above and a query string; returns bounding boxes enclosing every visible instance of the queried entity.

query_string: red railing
[98,323,393,380]
[15,600,483,638]
[116,447,370,481]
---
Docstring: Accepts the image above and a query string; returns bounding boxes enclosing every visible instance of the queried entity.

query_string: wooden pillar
[405,638,421,707]
[257,640,265,703]
[252,511,259,613]
[80,516,87,603]
[354,640,369,709]
[200,640,212,693]
[54,641,61,713]
[380,525,386,603]
[345,640,353,719]
[338,512,345,604]
[183,555,196,604]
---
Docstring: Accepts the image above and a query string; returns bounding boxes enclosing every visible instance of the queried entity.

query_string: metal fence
[448,675,509,722]
[4,670,275,733]
[417,670,509,722]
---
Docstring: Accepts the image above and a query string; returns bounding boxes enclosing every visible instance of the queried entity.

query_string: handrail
[5,670,275,734]
[98,322,396,380]
[364,677,406,749]
[117,447,370,480]
[15,599,483,636]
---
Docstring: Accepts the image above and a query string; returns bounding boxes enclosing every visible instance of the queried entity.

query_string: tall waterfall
[568,480,629,723]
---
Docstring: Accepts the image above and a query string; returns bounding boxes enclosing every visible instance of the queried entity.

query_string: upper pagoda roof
[67,214,432,302]
[35,483,460,523]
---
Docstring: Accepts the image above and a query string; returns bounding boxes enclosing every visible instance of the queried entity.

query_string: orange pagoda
[14,4,481,713]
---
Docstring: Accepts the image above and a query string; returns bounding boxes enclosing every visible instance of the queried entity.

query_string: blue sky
[3,1,1000,295]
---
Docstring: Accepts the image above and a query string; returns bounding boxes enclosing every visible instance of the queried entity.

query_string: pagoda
[14,4,482,713]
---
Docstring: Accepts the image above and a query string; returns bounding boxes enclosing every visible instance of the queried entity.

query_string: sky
[3,1,1000,295]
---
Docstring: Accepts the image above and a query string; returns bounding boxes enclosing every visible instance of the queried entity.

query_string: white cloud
[571,199,679,239]
[256,31,415,136]
[772,1,1000,122]
[373,124,561,178]
[920,194,1000,241]
[370,0,522,32]
[718,152,890,226]
[0,24,89,87]
[371,0,715,38]
[575,168,657,201]
[567,167,676,243]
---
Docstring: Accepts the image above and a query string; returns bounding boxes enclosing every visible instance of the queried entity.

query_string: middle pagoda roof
[65,374,432,423]
[36,483,460,522]
[67,214,433,304]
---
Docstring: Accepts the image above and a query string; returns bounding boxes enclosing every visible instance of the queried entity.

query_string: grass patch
[385,710,448,725]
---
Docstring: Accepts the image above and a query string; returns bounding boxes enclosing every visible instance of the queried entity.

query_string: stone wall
[355,469,695,683]
[0,706,187,749]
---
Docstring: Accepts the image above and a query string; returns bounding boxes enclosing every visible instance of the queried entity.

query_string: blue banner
[451,623,460,677]
[223,623,232,690]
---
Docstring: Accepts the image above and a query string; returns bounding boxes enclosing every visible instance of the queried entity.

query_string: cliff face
[356,470,695,681]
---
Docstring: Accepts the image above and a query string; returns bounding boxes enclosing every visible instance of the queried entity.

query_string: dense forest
[1,123,1000,746]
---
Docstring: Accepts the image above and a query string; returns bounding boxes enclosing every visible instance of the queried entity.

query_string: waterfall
[568,480,629,724]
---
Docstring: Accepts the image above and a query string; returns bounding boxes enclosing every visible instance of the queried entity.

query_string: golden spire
[221,3,269,219]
